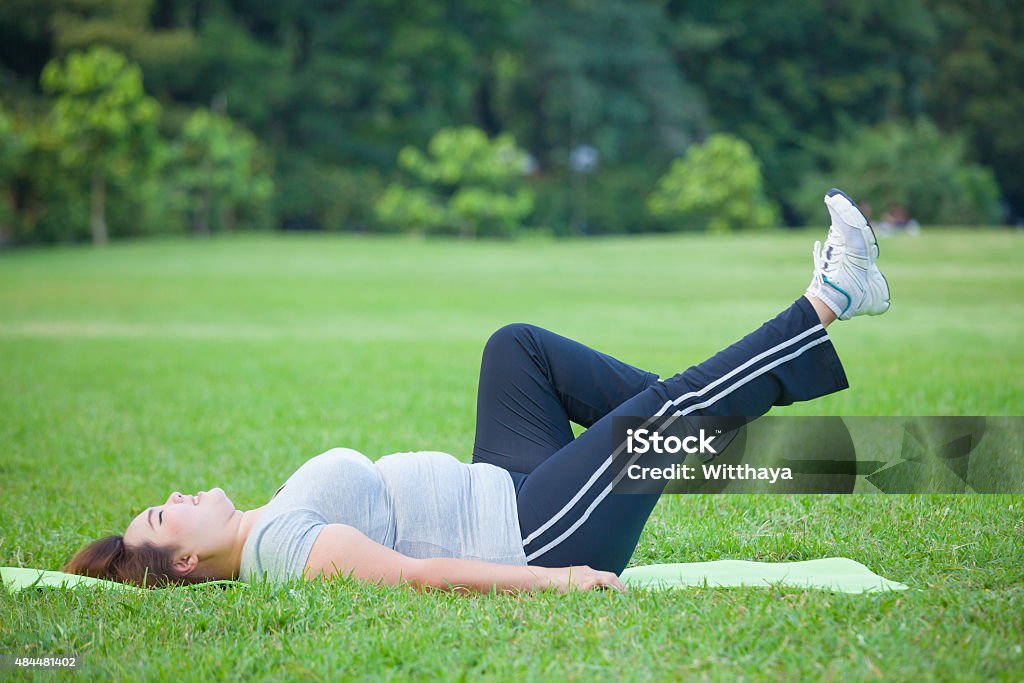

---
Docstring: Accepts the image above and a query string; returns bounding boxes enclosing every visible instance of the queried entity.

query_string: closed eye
[159,510,163,525]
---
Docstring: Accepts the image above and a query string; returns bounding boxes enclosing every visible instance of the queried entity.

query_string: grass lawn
[1,229,1022,681]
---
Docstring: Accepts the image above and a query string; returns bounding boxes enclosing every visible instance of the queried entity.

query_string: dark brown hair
[63,535,214,589]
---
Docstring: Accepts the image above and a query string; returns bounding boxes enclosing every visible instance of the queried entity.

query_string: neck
[205,505,266,580]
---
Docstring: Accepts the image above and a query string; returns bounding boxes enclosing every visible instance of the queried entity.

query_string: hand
[540,565,627,593]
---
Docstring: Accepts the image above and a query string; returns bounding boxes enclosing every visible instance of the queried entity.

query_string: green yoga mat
[620,558,908,593]
[4,558,906,594]
[0,567,239,593]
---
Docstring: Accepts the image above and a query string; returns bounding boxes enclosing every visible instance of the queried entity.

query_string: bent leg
[472,323,659,474]
[516,297,848,573]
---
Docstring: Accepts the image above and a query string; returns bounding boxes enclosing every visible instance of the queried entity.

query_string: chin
[205,487,235,512]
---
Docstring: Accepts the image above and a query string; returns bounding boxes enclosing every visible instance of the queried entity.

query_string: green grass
[1,230,1023,681]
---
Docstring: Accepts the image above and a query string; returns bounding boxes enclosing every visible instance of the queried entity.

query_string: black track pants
[471,297,848,574]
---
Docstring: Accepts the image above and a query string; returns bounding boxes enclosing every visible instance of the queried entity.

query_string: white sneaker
[806,188,890,320]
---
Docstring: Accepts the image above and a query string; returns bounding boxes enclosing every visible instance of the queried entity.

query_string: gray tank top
[238,448,527,582]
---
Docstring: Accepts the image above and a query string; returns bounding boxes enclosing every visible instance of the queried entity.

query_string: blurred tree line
[0,0,1019,244]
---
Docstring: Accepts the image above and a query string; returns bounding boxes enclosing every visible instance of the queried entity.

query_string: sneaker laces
[809,235,848,317]
[813,228,845,275]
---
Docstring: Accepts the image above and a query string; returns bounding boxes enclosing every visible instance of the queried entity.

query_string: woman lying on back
[64,189,889,593]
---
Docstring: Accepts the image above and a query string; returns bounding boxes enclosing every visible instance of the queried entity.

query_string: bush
[0,107,87,244]
[584,165,664,235]
[169,109,274,234]
[375,126,534,237]
[521,167,662,237]
[793,119,1003,226]
[275,158,384,232]
[647,134,778,233]
[0,103,27,239]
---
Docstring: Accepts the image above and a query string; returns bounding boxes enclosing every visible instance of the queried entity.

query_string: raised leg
[516,297,849,573]
[514,187,889,573]
[472,323,660,475]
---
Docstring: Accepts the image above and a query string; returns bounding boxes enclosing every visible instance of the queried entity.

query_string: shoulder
[241,508,326,583]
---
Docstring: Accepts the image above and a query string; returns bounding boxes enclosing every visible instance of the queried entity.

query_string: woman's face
[123,487,239,569]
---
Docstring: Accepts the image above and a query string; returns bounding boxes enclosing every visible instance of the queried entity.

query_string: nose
[166,491,184,505]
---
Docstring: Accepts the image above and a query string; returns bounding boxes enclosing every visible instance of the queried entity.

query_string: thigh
[471,323,658,474]
[517,298,848,572]
[515,386,671,574]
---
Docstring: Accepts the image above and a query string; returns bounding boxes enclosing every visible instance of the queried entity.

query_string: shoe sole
[827,188,892,315]
[873,265,892,314]
[826,188,880,262]
[880,268,891,312]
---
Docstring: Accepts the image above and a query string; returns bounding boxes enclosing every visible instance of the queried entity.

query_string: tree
[489,0,708,233]
[793,119,1002,226]
[172,109,274,235]
[3,0,1020,240]
[647,134,777,233]
[667,0,941,221]
[41,46,162,244]
[375,126,534,237]
[0,103,32,238]
[496,0,707,169]
[924,0,1024,220]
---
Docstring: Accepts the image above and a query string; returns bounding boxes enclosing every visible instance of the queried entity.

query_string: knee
[484,323,536,355]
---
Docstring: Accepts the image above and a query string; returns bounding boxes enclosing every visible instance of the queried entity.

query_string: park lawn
[1,229,1022,681]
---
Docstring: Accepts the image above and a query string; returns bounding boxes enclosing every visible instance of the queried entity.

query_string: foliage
[1,0,1022,242]
[0,103,31,234]
[485,0,709,236]
[647,134,778,233]
[0,103,29,180]
[552,165,667,236]
[498,0,706,169]
[171,109,274,234]
[793,119,1003,226]
[40,46,162,176]
[0,100,182,245]
[48,0,197,80]
[925,0,1024,223]
[2,112,92,244]
[375,127,534,237]
[668,0,942,222]
[274,159,384,233]
[40,45,163,244]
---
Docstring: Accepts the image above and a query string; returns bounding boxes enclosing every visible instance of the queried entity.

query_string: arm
[304,523,625,594]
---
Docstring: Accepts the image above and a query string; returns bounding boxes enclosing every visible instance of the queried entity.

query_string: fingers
[597,570,627,593]
[568,566,628,593]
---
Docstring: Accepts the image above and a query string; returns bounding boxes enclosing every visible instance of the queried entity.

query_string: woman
[64,189,890,594]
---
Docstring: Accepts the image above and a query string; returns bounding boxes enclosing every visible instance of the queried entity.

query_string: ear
[172,553,200,576]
